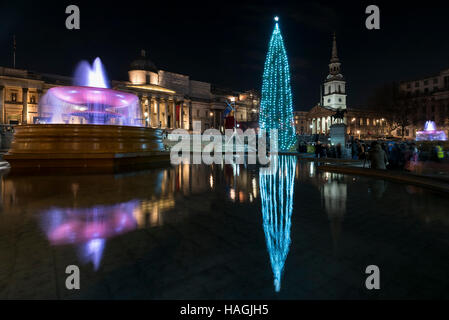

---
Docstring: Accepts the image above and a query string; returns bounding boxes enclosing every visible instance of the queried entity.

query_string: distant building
[293,111,311,134]
[399,68,449,138]
[0,49,260,132]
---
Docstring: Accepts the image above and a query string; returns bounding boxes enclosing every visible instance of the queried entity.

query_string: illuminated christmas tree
[259,17,296,151]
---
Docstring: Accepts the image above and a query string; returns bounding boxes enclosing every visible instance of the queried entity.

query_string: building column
[0,85,4,124]
[164,99,168,128]
[37,89,43,118]
[22,88,28,124]
[188,100,192,131]
[183,101,187,129]
[155,98,160,128]
[139,94,146,127]
[172,99,176,128]
[148,97,153,127]
[179,100,184,129]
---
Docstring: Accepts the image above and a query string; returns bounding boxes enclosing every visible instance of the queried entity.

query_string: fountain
[416,121,447,141]
[4,58,169,169]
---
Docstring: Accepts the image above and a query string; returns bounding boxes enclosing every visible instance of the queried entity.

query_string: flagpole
[13,35,16,69]
[233,101,236,131]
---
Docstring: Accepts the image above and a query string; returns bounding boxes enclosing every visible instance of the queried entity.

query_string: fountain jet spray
[74,57,109,88]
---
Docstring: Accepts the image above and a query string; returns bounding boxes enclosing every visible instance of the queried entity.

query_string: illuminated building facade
[0,50,259,132]
[293,111,312,134]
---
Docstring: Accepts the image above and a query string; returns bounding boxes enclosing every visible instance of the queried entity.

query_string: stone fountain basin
[4,124,170,168]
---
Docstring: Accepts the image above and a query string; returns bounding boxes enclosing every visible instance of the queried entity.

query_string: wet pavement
[0,155,448,299]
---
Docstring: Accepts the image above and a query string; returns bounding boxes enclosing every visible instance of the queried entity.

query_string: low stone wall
[4,124,169,169]
[318,164,449,193]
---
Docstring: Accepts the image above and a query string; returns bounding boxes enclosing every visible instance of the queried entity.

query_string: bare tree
[368,82,411,139]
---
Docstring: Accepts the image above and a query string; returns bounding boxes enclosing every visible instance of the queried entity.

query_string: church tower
[322,33,346,110]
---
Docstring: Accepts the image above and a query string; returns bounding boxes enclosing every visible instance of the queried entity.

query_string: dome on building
[130,49,158,72]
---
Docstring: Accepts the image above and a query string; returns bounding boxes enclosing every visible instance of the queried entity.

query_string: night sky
[1,1,449,111]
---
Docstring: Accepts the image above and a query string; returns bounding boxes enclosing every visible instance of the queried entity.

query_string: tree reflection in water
[259,155,297,292]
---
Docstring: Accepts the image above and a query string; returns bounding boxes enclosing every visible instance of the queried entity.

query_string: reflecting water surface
[260,156,296,292]
[0,156,449,299]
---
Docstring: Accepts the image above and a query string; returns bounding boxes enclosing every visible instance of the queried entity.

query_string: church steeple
[328,32,341,76]
[331,33,339,61]
[323,32,346,111]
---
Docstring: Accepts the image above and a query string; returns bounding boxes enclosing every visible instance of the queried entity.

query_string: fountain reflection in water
[40,57,141,126]
[41,201,139,270]
[259,155,296,292]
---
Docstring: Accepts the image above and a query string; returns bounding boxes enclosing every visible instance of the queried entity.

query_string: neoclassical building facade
[0,50,259,132]
[0,67,45,125]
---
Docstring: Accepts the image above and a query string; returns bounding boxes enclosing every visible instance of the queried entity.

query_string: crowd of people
[297,141,343,159]
[297,138,446,172]
[351,139,445,170]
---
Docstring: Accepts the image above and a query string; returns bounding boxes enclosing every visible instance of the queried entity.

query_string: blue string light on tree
[259,16,296,151]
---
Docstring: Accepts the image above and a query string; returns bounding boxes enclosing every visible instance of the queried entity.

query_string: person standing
[368,141,388,169]
[351,139,359,160]
[357,141,365,160]
[436,144,444,162]
[336,143,342,159]
[315,141,322,158]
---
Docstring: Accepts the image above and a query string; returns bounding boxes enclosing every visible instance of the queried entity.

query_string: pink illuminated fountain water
[5,57,168,169]
[41,58,141,126]
[416,121,447,141]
